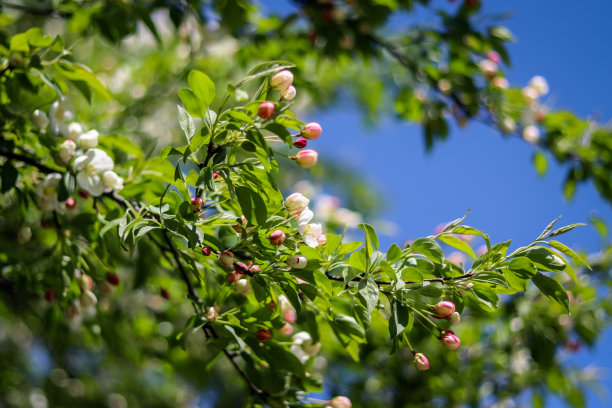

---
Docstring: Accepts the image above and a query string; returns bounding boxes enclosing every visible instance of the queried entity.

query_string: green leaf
[410,238,444,264]
[56,61,111,100]
[520,247,566,271]
[470,272,509,288]
[178,88,204,118]
[469,285,499,311]
[451,225,491,249]
[57,173,76,202]
[389,300,411,339]
[438,234,476,259]
[507,256,537,279]
[386,243,402,263]
[358,223,379,256]
[536,216,561,241]
[188,70,216,107]
[333,314,365,339]
[546,223,586,239]
[533,151,547,176]
[547,240,590,280]
[358,278,379,314]
[177,105,196,141]
[0,163,18,193]
[227,110,254,125]
[532,272,570,312]
[400,267,423,284]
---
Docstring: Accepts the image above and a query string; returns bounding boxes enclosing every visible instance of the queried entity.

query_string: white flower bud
[218,250,235,268]
[270,70,294,92]
[235,279,252,295]
[79,290,98,308]
[285,193,309,213]
[32,110,50,129]
[103,170,123,191]
[281,85,296,101]
[501,117,516,133]
[59,140,77,164]
[287,255,308,269]
[79,130,99,148]
[449,312,461,325]
[529,75,549,96]
[67,122,83,141]
[522,125,540,144]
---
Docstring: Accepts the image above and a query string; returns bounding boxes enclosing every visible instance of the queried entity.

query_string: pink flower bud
[191,197,203,212]
[487,51,501,63]
[330,396,352,408]
[279,323,293,336]
[202,246,212,256]
[295,149,318,168]
[433,300,456,318]
[293,138,307,149]
[270,69,294,92]
[413,352,430,371]
[257,102,275,119]
[204,306,219,322]
[213,172,220,180]
[281,85,296,100]
[317,234,327,246]
[66,198,77,209]
[284,193,309,213]
[287,254,308,269]
[44,287,56,303]
[78,274,95,291]
[492,77,509,89]
[301,122,322,140]
[269,230,286,246]
[284,309,297,323]
[226,271,240,283]
[256,328,271,341]
[218,250,235,269]
[441,330,461,350]
[106,272,120,286]
[160,288,170,300]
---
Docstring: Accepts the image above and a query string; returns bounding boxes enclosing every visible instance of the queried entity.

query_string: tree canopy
[0,1,610,407]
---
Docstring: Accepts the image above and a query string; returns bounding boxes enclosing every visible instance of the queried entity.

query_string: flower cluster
[285,192,327,248]
[32,99,123,197]
[266,70,323,169]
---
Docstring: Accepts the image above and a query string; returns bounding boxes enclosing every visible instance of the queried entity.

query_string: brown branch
[0,149,59,174]
[325,271,476,286]
[161,229,203,306]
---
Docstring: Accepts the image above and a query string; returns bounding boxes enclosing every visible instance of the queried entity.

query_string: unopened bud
[329,396,352,408]
[491,77,509,89]
[317,234,327,246]
[78,274,94,291]
[202,246,212,256]
[218,250,235,268]
[79,130,99,148]
[78,190,90,199]
[59,140,76,164]
[44,287,56,303]
[256,328,271,341]
[487,50,501,63]
[269,230,286,246]
[204,306,220,322]
[433,300,456,318]
[522,86,539,103]
[17,226,32,244]
[226,270,240,283]
[106,272,120,286]
[284,193,309,213]
[79,290,98,308]
[294,149,318,168]
[191,197,203,212]
[281,85,296,101]
[66,198,77,209]
[271,70,294,92]
[441,330,461,350]
[413,352,430,371]
[287,254,308,269]
[293,138,307,149]
[32,110,50,129]
[479,60,498,78]
[257,102,275,119]
[301,122,322,140]
[279,323,293,336]
[160,288,170,300]
[522,125,540,144]
[67,122,83,140]
[235,279,252,295]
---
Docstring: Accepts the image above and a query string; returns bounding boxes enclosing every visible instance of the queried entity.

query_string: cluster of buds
[270,70,323,168]
[432,300,461,324]
[520,76,550,144]
[478,51,509,90]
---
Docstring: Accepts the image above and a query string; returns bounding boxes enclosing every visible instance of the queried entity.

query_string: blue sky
[258,1,612,406]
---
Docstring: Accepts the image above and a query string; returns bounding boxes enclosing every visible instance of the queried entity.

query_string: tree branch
[0,149,59,174]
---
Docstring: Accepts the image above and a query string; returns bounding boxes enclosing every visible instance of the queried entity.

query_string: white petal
[73,154,90,171]
[77,172,105,196]
[79,130,99,148]
[88,148,114,173]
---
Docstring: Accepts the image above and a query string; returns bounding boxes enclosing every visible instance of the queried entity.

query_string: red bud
[293,138,307,149]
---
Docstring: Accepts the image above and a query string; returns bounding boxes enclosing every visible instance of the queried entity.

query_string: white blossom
[529,75,549,96]
[36,173,62,211]
[67,122,83,140]
[285,192,309,213]
[74,149,114,196]
[79,130,99,148]
[59,140,76,164]
[103,170,123,191]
